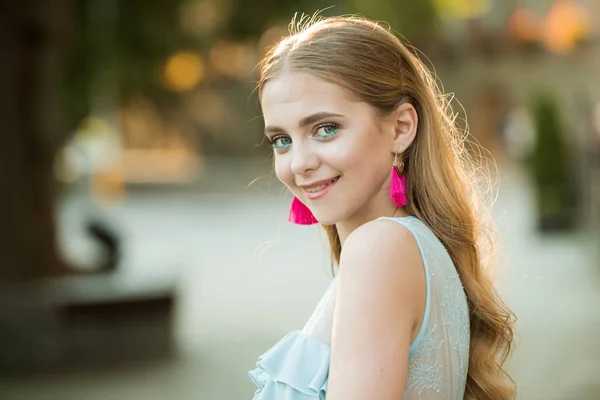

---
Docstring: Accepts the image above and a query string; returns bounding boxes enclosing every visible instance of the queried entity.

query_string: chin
[312,210,345,226]
[315,217,337,226]
[309,199,358,226]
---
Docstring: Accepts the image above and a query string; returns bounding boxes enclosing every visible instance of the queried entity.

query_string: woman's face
[261,71,398,225]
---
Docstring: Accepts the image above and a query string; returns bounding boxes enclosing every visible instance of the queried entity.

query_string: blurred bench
[0,270,177,375]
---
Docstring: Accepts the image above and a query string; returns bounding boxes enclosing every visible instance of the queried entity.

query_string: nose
[290,141,319,176]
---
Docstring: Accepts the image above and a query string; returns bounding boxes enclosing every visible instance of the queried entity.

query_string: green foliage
[347,0,438,44]
[62,0,197,129]
[226,0,438,45]
[528,91,575,222]
[117,0,200,99]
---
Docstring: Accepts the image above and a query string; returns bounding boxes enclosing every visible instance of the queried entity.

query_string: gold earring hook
[393,153,405,175]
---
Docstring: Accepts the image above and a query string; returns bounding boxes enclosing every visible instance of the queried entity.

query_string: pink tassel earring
[390,153,408,207]
[289,197,318,225]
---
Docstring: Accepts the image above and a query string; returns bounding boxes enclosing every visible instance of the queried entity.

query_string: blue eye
[315,123,340,139]
[270,135,292,149]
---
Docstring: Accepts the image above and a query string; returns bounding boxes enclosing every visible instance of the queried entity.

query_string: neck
[335,199,409,244]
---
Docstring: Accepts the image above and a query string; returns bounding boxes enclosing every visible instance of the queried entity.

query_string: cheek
[334,132,385,171]
[273,155,293,186]
[341,132,390,180]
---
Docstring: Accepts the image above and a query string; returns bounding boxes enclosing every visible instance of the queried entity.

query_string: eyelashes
[314,122,341,138]
[269,134,292,149]
[268,122,342,150]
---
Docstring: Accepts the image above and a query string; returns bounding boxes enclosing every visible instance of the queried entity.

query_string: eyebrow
[264,112,344,134]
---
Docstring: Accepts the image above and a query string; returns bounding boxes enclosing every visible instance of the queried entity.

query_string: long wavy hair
[256,15,516,400]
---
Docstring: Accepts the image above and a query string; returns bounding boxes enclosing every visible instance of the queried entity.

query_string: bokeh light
[434,0,491,20]
[542,0,590,54]
[179,0,233,37]
[209,40,251,78]
[508,8,541,44]
[163,51,205,92]
[187,90,230,132]
[258,25,288,55]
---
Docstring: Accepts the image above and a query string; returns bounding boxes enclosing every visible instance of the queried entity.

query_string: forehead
[261,71,363,126]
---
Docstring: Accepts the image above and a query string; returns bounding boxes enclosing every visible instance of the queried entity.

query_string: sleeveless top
[249,216,470,399]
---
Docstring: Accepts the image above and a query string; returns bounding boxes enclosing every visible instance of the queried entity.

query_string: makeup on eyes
[268,121,342,151]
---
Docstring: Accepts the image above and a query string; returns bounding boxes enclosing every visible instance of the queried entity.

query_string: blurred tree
[226,0,438,47]
[64,0,197,128]
[347,0,439,46]
[529,91,577,232]
[227,1,348,41]
[0,0,73,280]
[0,0,192,281]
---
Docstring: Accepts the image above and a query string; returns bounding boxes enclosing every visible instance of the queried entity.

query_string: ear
[389,102,418,153]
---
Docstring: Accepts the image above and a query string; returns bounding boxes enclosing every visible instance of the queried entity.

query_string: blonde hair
[257,15,516,400]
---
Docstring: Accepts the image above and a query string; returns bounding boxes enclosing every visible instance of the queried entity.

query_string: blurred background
[0,0,599,399]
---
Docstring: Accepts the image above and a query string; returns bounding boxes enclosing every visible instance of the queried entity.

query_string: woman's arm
[326,219,426,400]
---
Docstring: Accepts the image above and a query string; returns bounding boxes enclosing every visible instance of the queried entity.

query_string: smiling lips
[299,177,340,199]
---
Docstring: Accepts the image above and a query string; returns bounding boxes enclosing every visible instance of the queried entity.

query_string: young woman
[249,15,516,400]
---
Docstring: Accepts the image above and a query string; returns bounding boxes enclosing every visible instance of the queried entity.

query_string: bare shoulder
[339,218,423,281]
[327,218,426,398]
[336,217,426,335]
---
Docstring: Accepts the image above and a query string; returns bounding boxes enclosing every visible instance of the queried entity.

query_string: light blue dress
[249,216,470,399]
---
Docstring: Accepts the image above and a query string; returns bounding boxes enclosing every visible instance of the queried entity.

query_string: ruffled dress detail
[249,330,330,400]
